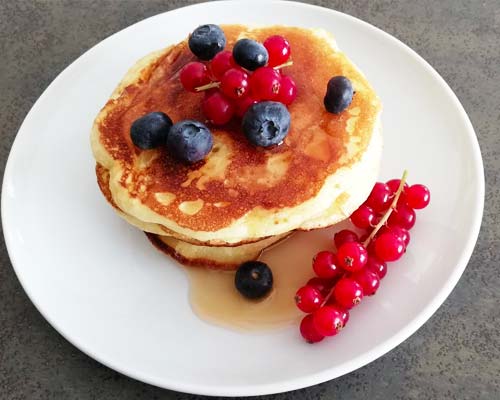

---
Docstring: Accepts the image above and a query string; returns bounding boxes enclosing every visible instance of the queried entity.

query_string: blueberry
[235,261,273,300]
[324,76,354,114]
[232,38,269,71]
[130,112,172,149]
[166,120,213,164]
[188,24,226,61]
[242,101,291,147]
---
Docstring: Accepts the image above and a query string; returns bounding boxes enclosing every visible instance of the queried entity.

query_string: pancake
[91,25,382,245]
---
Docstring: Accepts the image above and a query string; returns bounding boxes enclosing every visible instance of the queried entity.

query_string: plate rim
[1,0,485,396]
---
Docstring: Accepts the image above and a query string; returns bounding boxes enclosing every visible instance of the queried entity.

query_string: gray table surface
[1,0,499,399]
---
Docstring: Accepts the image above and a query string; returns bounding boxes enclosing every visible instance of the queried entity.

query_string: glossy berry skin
[188,24,226,60]
[166,120,213,164]
[210,50,234,79]
[386,178,409,194]
[232,38,269,71]
[300,314,324,343]
[202,91,234,125]
[235,96,257,118]
[307,277,335,298]
[312,251,341,279]
[350,269,380,296]
[220,68,249,99]
[350,204,376,229]
[334,229,359,249]
[263,35,291,67]
[365,256,387,279]
[313,306,345,336]
[374,232,405,262]
[235,261,273,299]
[337,242,368,272]
[242,101,291,147]
[276,75,298,105]
[130,112,172,149]
[250,67,282,101]
[295,285,323,313]
[379,225,410,247]
[333,278,364,309]
[180,62,211,92]
[337,306,350,325]
[406,184,431,209]
[366,182,392,212]
[388,203,416,230]
[324,76,354,114]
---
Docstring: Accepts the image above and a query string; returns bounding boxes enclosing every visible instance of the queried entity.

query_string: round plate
[2,1,483,396]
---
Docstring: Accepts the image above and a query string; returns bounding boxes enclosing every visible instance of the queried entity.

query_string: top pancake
[91,25,382,244]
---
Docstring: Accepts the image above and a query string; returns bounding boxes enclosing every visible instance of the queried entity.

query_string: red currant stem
[272,60,294,69]
[194,81,220,92]
[363,170,409,247]
[320,274,344,307]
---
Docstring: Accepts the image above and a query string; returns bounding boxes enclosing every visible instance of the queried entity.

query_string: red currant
[380,225,410,247]
[220,68,249,99]
[350,269,380,296]
[337,242,368,272]
[307,277,335,298]
[333,278,363,309]
[180,62,211,92]
[250,67,281,100]
[276,75,297,105]
[263,35,291,67]
[365,182,392,212]
[386,178,409,194]
[312,305,344,336]
[312,251,341,279]
[300,314,324,343]
[210,50,234,79]
[337,306,350,325]
[201,91,234,125]
[374,232,405,262]
[365,256,387,279]
[387,203,416,230]
[406,184,430,209]
[350,204,376,229]
[334,229,359,249]
[234,96,257,118]
[295,285,323,313]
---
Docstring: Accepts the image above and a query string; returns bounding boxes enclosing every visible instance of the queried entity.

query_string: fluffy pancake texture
[91,25,382,246]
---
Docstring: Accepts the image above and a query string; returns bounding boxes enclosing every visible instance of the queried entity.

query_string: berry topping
[334,229,359,248]
[350,204,376,229]
[242,101,291,147]
[365,256,387,279]
[180,62,211,93]
[202,91,234,125]
[235,261,273,300]
[324,76,354,114]
[276,75,297,105]
[250,67,282,100]
[365,182,392,212]
[220,68,249,99]
[188,24,226,61]
[387,203,416,230]
[263,35,291,67]
[307,277,335,298]
[374,233,405,262]
[406,184,431,209]
[333,278,364,309]
[166,120,213,164]
[232,38,269,71]
[313,306,345,336]
[350,269,380,296]
[295,285,323,313]
[337,242,368,272]
[130,112,172,150]
[234,96,257,118]
[300,314,325,343]
[379,225,410,247]
[210,50,234,79]
[312,251,341,279]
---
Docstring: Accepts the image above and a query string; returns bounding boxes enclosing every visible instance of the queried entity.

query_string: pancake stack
[91,25,382,270]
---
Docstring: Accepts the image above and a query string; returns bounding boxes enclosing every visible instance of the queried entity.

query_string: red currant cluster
[179,35,297,125]
[296,173,431,343]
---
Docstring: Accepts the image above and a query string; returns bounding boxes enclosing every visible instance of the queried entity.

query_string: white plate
[2,1,484,396]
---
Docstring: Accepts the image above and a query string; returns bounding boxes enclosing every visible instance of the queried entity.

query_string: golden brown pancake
[91,25,382,245]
